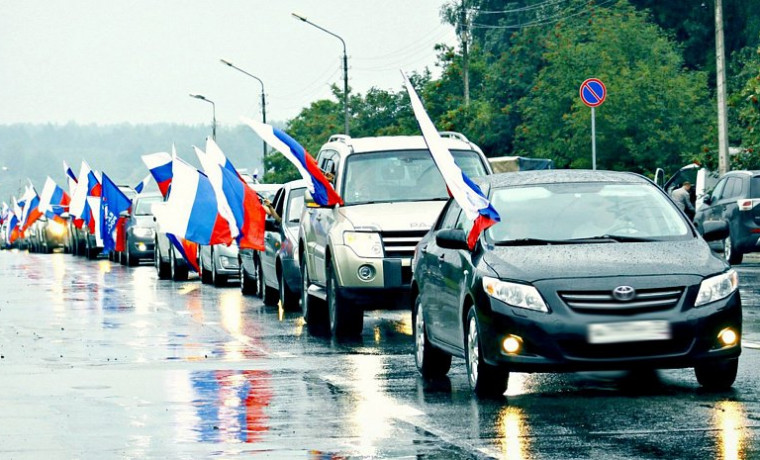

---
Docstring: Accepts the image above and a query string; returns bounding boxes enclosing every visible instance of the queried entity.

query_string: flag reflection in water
[189,369,272,443]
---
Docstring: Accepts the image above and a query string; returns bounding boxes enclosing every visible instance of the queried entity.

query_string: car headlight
[132,227,155,239]
[48,221,65,237]
[695,269,738,307]
[483,276,549,313]
[343,231,383,258]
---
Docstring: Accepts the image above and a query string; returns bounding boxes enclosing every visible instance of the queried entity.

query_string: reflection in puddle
[220,290,242,335]
[496,406,528,460]
[169,369,272,444]
[716,401,746,460]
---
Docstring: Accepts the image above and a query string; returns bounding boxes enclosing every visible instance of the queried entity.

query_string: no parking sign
[579,78,606,169]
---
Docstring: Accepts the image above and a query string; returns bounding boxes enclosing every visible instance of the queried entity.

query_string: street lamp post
[189,93,216,140]
[220,59,267,158]
[291,13,349,136]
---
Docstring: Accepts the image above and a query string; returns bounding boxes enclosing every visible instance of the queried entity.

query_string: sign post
[579,78,606,170]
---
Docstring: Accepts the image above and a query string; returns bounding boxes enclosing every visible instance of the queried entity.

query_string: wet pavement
[0,249,759,459]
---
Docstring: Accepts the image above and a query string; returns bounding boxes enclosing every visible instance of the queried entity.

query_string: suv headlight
[133,227,155,239]
[483,276,549,313]
[695,269,738,307]
[343,231,383,258]
[48,221,65,237]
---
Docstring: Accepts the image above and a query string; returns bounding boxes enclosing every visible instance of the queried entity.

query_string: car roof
[473,169,651,189]
[322,135,479,155]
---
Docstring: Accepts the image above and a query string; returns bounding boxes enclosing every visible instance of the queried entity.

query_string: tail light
[738,199,755,211]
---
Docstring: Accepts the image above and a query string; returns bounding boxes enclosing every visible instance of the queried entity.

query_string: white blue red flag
[84,169,102,234]
[242,118,343,207]
[68,161,91,228]
[38,177,71,223]
[100,173,132,253]
[86,196,103,247]
[141,151,173,197]
[198,139,266,250]
[401,70,500,249]
[134,174,152,194]
[63,161,78,195]
[151,156,234,246]
[20,184,43,232]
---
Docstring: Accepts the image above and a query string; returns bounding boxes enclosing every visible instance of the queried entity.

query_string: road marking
[743,341,760,349]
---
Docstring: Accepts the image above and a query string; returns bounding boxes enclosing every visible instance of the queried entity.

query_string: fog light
[502,335,523,354]
[718,328,739,347]
[357,264,376,281]
[137,243,147,252]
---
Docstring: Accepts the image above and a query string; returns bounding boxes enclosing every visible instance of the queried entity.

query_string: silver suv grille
[381,230,428,258]
[559,287,684,315]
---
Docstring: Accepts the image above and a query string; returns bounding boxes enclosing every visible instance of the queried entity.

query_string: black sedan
[412,170,741,397]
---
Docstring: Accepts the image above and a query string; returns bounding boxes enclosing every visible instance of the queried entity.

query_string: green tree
[512,0,712,175]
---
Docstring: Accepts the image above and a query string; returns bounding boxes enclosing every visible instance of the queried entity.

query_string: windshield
[485,182,691,243]
[341,149,488,205]
[134,196,161,215]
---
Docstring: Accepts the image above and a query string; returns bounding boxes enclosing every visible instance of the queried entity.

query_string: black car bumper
[476,290,742,372]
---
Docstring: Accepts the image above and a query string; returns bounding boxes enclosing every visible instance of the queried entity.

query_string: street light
[189,93,216,140]
[291,13,349,136]
[220,59,268,157]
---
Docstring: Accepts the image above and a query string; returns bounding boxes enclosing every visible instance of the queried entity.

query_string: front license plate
[587,320,671,344]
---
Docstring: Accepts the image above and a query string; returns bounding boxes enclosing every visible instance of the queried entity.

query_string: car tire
[278,264,300,312]
[211,249,227,287]
[327,258,363,337]
[413,295,451,378]
[301,256,325,325]
[465,307,509,398]
[155,240,170,280]
[694,358,738,391]
[240,257,257,295]
[724,233,743,265]
[170,246,188,281]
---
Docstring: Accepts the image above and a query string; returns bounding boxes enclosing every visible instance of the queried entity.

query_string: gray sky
[0,1,456,126]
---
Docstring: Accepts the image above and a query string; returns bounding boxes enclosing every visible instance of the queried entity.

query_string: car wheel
[211,249,227,286]
[465,307,509,398]
[414,295,451,378]
[695,358,738,391]
[327,258,363,337]
[278,264,300,312]
[155,240,170,280]
[170,246,188,281]
[200,249,212,284]
[301,256,325,325]
[240,257,257,295]
[724,233,743,265]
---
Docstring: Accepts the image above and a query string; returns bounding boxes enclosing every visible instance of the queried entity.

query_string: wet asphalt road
[0,250,759,459]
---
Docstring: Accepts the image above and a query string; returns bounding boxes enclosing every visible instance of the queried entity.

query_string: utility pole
[459,1,470,106]
[715,0,730,175]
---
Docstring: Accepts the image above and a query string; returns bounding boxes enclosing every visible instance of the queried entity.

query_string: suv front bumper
[331,244,413,308]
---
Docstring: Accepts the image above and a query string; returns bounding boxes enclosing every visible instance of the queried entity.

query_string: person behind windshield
[671,181,695,220]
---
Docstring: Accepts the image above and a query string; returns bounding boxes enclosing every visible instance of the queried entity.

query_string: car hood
[132,215,156,228]
[339,201,446,232]
[482,239,727,283]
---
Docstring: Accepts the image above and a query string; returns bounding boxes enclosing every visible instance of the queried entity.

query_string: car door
[420,200,462,346]
[310,150,339,284]
[436,209,473,347]
[263,188,285,288]
[698,177,728,229]
[719,177,743,235]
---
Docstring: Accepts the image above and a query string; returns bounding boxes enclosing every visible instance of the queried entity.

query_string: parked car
[242,180,305,311]
[299,132,492,337]
[412,170,741,397]
[119,192,161,266]
[694,169,760,265]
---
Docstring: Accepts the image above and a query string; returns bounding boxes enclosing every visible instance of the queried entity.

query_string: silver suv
[299,132,491,336]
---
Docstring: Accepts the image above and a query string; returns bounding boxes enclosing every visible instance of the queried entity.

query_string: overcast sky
[0,1,456,127]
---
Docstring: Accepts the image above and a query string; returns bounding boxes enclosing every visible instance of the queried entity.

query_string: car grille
[381,230,428,259]
[559,287,684,315]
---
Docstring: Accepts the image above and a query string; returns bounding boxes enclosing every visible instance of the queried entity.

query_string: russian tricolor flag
[141,151,173,197]
[242,118,343,207]
[38,177,71,223]
[401,71,499,249]
[63,161,78,195]
[151,157,233,246]
[84,169,102,234]
[20,185,43,232]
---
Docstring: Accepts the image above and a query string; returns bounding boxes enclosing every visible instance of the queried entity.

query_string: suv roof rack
[328,134,351,144]
[438,131,470,143]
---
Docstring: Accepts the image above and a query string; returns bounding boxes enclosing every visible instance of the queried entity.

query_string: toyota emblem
[612,286,636,301]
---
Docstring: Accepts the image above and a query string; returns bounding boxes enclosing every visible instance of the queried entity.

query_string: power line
[472,0,615,30]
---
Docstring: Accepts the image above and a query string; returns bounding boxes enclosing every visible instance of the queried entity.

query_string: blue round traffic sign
[580,78,606,107]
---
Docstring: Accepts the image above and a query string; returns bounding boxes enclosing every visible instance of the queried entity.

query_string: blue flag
[100,173,132,253]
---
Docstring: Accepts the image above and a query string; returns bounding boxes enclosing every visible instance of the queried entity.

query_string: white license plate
[587,320,671,344]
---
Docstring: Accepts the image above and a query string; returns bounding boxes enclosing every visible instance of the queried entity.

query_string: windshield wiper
[580,234,658,243]
[493,235,657,246]
[493,238,579,246]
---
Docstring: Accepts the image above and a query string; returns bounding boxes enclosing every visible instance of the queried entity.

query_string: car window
[341,150,488,205]
[751,177,760,199]
[486,182,691,242]
[286,188,306,224]
[134,196,161,215]
[437,200,462,230]
[711,178,727,201]
[272,188,285,217]
[724,177,743,199]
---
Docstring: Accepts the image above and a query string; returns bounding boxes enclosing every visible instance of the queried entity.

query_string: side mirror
[264,218,280,232]
[435,228,469,251]
[702,220,729,242]
[119,210,130,218]
[702,195,713,206]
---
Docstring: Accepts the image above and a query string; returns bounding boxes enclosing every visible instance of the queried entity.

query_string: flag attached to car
[99,173,132,253]
[141,151,173,197]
